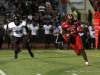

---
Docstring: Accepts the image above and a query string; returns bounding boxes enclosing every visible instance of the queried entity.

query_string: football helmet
[13,14,20,26]
[66,13,74,24]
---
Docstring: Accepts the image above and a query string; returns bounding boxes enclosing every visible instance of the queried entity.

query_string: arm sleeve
[77,20,80,27]
[77,29,84,33]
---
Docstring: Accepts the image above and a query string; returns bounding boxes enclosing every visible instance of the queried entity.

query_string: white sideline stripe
[36,51,43,52]
[37,74,41,75]
[72,73,78,75]
[0,70,6,75]
[89,55,100,57]
[56,51,100,57]
[72,73,77,75]
[95,54,99,55]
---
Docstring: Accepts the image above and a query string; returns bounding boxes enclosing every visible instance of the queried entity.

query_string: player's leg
[13,38,20,59]
[70,43,80,55]
[54,35,59,49]
[30,35,33,48]
[47,34,50,49]
[76,35,89,66]
[7,36,11,49]
[45,34,48,49]
[33,35,36,49]
[22,36,34,57]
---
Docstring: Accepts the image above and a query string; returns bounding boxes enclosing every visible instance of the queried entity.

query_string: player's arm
[77,25,84,33]
[7,29,12,39]
[24,25,30,35]
[62,29,70,42]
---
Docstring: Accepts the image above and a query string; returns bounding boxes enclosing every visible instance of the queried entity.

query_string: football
[65,33,70,38]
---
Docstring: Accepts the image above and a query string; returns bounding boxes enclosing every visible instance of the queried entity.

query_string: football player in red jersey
[61,13,89,66]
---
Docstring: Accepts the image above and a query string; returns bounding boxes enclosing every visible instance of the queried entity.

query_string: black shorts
[90,38,95,43]
[54,35,60,43]
[58,34,63,41]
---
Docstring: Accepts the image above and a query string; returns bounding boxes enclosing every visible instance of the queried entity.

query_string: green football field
[0,50,100,75]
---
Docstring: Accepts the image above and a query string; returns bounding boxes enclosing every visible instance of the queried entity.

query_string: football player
[58,25,63,49]
[43,19,52,49]
[4,19,13,49]
[61,13,89,66]
[7,14,34,59]
[29,21,38,49]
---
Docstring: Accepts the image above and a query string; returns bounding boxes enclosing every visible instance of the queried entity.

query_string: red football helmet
[66,13,74,24]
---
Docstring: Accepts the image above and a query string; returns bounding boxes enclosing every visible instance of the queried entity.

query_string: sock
[55,43,58,49]
[27,47,31,53]
[84,58,88,62]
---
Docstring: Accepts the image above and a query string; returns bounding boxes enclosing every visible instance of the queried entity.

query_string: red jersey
[61,0,67,4]
[61,20,80,37]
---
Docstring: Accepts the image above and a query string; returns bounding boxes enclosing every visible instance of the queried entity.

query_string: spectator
[38,0,44,6]
[4,10,11,18]
[88,10,92,25]
[73,8,78,20]
[94,0,98,3]
[8,0,13,7]
[52,25,60,50]
[3,15,12,24]
[93,1,99,12]
[39,16,44,28]
[58,25,63,49]
[29,21,38,49]
[46,0,52,12]
[0,4,6,16]
[14,8,21,16]
[3,19,13,50]
[13,0,19,8]
[56,10,61,21]
[24,14,28,21]
[60,0,70,15]
[43,19,52,49]
[51,15,60,27]
[17,4,23,16]
[39,12,43,17]
[39,3,45,15]
[0,24,4,50]
[90,25,95,49]
[82,23,89,49]
[33,15,39,24]
[44,14,50,24]
[28,12,33,21]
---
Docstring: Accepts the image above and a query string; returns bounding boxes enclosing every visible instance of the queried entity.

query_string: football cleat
[14,55,17,59]
[30,52,34,58]
[85,62,89,66]
[17,49,21,53]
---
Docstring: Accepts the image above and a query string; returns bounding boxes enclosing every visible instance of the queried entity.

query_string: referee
[52,25,60,50]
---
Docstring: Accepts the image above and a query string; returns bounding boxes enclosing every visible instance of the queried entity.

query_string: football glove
[62,35,70,42]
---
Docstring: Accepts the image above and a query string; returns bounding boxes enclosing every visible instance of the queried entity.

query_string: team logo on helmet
[66,13,74,19]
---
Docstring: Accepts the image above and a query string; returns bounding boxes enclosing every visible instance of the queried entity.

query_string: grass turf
[0,50,100,75]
